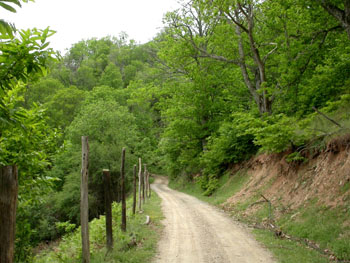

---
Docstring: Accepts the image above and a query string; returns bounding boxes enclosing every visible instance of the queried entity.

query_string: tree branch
[316,0,350,39]
[312,107,342,128]
[263,43,278,63]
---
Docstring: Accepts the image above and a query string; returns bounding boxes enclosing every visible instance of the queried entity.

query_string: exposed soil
[152,176,275,263]
[224,136,350,215]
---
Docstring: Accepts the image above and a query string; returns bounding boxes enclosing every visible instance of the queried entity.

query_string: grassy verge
[169,170,250,205]
[253,229,329,263]
[34,193,163,263]
[233,198,350,261]
[277,202,350,261]
[169,172,348,263]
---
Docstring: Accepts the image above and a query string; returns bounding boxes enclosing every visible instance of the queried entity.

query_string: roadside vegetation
[34,194,163,263]
[1,0,350,261]
[170,158,350,262]
[169,170,250,206]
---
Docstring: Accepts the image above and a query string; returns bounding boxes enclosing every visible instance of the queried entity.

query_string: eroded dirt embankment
[224,136,350,215]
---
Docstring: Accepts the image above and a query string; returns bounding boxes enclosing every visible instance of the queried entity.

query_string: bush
[200,112,259,177]
[249,114,305,153]
[203,175,219,196]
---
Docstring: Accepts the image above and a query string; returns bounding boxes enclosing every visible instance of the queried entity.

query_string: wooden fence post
[138,158,142,212]
[81,136,90,263]
[144,164,147,201]
[142,164,146,204]
[0,165,18,263]
[121,148,126,232]
[147,171,151,198]
[103,169,113,250]
[132,164,137,215]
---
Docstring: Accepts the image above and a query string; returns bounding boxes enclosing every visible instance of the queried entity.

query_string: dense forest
[1,0,350,261]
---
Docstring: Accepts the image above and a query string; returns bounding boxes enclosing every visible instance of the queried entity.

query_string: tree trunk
[238,5,272,114]
[103,169,113,250]
[81,136,90,263]
[0,165,18,263]
[234,18,261,111]
[120,148,126,232]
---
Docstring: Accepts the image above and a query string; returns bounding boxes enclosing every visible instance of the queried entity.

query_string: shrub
[249,114,305,153]
[200,112,259,177]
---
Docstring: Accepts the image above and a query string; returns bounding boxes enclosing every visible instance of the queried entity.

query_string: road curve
[151,176,275,263]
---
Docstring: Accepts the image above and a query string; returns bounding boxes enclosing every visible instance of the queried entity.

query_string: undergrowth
[169,169,250,205]
[34,193,163,263]
[253,229,329,263]
[278,202,350,261]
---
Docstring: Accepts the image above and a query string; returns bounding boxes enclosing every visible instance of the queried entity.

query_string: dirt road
[151,176,275,263]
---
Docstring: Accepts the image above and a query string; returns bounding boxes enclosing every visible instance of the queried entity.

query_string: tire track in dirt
[152,176,275,263]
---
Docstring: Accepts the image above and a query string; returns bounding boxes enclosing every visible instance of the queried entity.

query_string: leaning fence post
[121,148,126,232]
[132,164,137,215]
[103,169,113,250]
[138,158,142,211]
[0,165,18,263]
[81,136,90,263]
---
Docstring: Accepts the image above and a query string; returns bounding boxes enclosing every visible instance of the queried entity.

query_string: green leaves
[0,2,17,12]
[0,28,58,93]
[0,8,61,259]
[0,84,60,170]
[0,0,34,38]
[0,19,16,37]
[0,0,22,13]
[0,27,58,134]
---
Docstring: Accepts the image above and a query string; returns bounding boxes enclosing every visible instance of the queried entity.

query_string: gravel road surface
[152,176,275,263]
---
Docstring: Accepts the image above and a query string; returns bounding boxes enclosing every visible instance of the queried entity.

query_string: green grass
[250,202,350,262]
[341,181,350,195]
[169,170,250,205]
[34,193,163,263]
[170,172,350,262]
[278,203,350,260]
[254,229,329,263]
[149,176,155,184]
